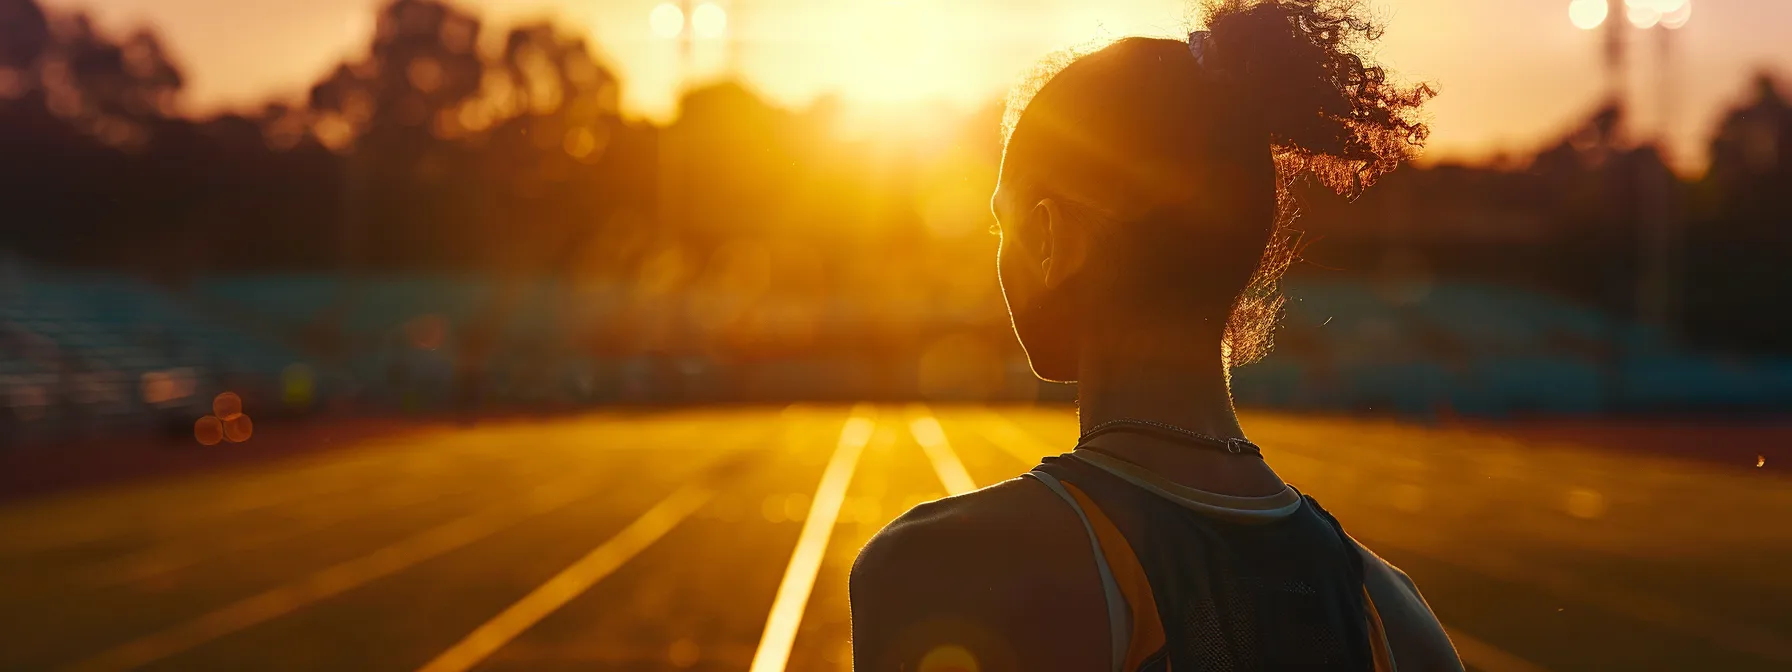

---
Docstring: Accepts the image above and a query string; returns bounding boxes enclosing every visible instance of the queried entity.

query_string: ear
[1034,197,1089,290]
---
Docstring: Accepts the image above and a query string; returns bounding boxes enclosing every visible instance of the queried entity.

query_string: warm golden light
[649,3,685,39]
[692,3,727,39]
[1569,0,1608,30]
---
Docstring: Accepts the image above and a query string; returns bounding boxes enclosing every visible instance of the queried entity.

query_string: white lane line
[1447,627,1551,672]
[416,484,715,672]
[747,406,877,672]
[64,475,604,672]
[908,407,977,496]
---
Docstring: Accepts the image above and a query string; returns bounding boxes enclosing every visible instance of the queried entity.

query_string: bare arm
[1354,539,1464,672]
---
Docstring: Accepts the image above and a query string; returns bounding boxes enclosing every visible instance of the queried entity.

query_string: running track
[2,406,1788,671]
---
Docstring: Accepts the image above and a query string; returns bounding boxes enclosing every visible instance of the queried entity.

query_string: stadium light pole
[651,1,695,240]
[1571,0,1693,395]
[650,2,732,238]
[1629,0,1692,337]
[1605,0,1627,126]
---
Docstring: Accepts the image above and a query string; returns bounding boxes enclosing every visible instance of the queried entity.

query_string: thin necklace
[1078,418,1263,457]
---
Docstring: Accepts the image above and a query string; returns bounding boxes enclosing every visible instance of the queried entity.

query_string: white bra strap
[1027,471,1130,672]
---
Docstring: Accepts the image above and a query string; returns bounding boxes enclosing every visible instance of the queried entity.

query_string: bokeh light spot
[1660,0,1692,29]
[782,492,809,522]
[407,57,444,94]
[1566,488,1606,519]
[668,637,700,668]
[313,114,355,153]
[213,391,243,420]
[1569,0,1608,30]
[692,3,727,39]
[195,416,224,446]
[223,413,255,443]
[649,3,685,38]
[760,494,786,523]
[563,127,603,160]
[919,644,979,672]
[1626,1,1661,29]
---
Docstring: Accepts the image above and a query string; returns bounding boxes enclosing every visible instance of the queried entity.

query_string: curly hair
[1201,0,1434,196]
[1002,0,1433,366]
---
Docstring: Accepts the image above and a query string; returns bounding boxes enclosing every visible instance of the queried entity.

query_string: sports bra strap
[1027,471,1130,672]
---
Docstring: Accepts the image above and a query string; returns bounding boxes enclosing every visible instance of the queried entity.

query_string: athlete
[850,1,1459,670]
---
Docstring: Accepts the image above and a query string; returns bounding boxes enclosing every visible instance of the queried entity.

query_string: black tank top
[1033,453,1374,671]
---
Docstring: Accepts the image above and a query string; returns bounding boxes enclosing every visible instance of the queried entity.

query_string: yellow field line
[908,406,977,496]
[747,405,877,672]
[62,474,604,672]
[415,484,716,672]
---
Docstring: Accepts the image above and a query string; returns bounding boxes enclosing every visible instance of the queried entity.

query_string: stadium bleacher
[4,259,1790,444]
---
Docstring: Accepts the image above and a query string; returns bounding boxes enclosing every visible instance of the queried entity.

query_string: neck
[1074,326,1245,441]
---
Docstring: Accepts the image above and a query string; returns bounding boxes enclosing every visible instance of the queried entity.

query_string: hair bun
[1200,0,1433,197]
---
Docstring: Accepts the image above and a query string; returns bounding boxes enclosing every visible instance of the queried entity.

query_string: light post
[648,2,729,239]
[650,1,731,84]
[1570,0,1694,339]
[1628,1,1692,335]
[1568,0,1693,141]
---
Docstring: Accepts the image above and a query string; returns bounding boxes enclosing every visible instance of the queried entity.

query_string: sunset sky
[44,0,1792,170]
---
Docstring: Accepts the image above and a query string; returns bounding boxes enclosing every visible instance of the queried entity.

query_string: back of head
[1001,0,1432,365]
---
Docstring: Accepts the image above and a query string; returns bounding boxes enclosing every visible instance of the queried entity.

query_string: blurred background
[1,0,1791,435]
[4,0,1792,441]
[2,1,1791,670]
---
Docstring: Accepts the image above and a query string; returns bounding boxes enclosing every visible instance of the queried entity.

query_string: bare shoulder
[851,476,1078,603]
[850,477,1108,672]
[1352,539,1466,672]
[859,477,1065,557]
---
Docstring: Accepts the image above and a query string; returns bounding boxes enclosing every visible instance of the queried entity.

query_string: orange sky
[47,0,1792,171]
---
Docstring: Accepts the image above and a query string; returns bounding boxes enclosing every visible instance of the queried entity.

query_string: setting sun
[627,0,1190,122]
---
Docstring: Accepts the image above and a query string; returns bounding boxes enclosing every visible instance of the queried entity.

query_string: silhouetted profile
[850,2,1459,670]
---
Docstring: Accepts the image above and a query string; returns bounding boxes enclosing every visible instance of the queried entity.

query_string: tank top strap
[1027,470,1170,672]
[1299,492,1365,579]
[1302,491,1399,672]
[1025,471,1131,672]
